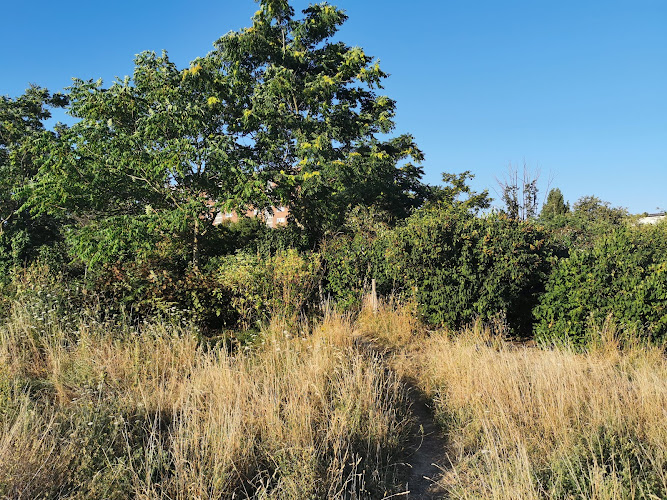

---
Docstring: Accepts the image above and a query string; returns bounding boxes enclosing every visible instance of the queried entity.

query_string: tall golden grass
[2,289,667,499]
[410,319,667,499]
[0,302,411,498]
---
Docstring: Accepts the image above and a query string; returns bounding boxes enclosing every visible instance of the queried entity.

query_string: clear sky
[2,0,665,214]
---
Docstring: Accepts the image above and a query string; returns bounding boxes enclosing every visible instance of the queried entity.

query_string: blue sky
[2,0,665,214]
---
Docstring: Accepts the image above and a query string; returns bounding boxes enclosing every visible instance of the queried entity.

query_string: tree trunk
[193,217,200,271]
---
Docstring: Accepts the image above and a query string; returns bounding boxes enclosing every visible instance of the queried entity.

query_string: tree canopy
[425,171,491,213]
[0,86,67,275]
[540,188,569,220]
[23,0,427,269]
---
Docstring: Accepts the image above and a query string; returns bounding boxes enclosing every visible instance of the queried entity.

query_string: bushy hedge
[379,207,553,335]
[93,259,234,331]
[320,207,554,335]
[319,210,392,310]
[213,249,322,329]
[89,248,322,333]
[534,224,667,346]
[69,219,314,333]
[10,202,666,348]
[319,234,375,310]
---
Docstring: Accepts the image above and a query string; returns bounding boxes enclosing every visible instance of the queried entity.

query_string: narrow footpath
[354,336,449,499]
[400,376,449,499]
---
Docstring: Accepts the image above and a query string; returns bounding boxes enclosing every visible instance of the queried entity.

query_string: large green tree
[0,86,66,275]
[212,0,427,238]
[26,51,252,269]
[27,0,427,269]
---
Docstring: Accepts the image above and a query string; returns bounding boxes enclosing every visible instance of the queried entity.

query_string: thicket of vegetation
[2,0,665,347]
[2,0,667,497]
[0,277,413,498]
[535,225,667,345]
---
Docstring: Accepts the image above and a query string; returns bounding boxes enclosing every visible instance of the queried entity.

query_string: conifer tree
[540,187,569,220]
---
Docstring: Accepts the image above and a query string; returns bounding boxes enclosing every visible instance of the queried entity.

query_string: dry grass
[356,296,422,349]
[3,289,667,499]
[0,302,412,498]
[408,319,667,499]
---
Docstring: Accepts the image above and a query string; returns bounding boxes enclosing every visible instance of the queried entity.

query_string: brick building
[213,206,289,228]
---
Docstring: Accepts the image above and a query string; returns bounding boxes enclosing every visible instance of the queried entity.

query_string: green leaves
[18,0,428,273]
[425,171,491,213]
[535,224,667,346]
[213,0,427,239]
[382,207,553,335]
[0,87,68,276]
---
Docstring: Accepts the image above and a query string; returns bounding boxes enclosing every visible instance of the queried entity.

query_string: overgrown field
[0,295,416,499]
[3,0,666,496]
[391,318,667,499]
[2,295,666,499]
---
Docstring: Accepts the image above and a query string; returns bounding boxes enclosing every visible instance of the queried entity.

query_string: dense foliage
[1,0,664,348]
[382,207,553,335]
[0,87,68,281]
[535,223,667,346]
[21,0,425,274]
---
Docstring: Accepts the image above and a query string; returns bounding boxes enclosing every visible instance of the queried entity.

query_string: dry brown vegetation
[388,316,667,499]
[1,296,667,499]
[0,303,412,499]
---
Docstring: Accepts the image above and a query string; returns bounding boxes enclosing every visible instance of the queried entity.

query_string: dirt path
[354,337,449,498]
[400,376,449,499]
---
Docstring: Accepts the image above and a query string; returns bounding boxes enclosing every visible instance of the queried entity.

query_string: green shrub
[381,207,553,335]
[93,259,235,332]
[3,263,84,323]
[0,214,67,287]
[214,249,322,329]
[320,234,387,311]
[319,207,398,310]
[541,195,630,251]
[534,224,667,347]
